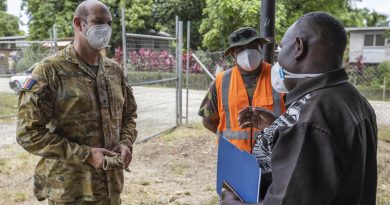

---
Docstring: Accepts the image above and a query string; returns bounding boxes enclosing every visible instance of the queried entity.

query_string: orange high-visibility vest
[215,62,285,153]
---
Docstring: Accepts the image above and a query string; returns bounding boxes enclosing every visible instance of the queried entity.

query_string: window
[364,34,374,46]
[364,33,386,47]
[375,34,385,46]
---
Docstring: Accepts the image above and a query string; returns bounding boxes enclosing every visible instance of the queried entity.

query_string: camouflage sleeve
[119,83,138,152]
[198,81,219,121]
[16,64,91,163]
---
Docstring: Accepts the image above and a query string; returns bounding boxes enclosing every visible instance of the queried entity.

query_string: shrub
[127,71,213,90]
[377,61,390,87]
[15,45,51,72]
[355,85,390,101]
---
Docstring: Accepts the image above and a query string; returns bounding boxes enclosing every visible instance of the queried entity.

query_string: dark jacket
[254,68,377,205]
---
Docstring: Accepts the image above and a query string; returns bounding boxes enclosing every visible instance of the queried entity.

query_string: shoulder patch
[22,78,37,90]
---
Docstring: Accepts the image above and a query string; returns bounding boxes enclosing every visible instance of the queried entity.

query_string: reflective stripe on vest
[217,130,250,139]
[222,69,233,129]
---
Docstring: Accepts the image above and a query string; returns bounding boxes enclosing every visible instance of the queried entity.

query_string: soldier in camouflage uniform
[16,1,137,204]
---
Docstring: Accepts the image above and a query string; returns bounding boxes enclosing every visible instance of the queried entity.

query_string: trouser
[48,195,121,205]
[260,172,272,199]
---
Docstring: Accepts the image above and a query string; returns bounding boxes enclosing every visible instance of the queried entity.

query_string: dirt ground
[0,124,389,205]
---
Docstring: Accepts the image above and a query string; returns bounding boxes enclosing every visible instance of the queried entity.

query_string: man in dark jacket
[222,12,377,205]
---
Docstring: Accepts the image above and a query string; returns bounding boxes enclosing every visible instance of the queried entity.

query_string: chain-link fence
[0,41,60,119]
[188,50,390,127]
[0,41,57,93]
[346,51,390,127]
[123,32,180,141]
[0,39,389,129]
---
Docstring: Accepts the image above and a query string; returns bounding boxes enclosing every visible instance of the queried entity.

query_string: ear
[73,17,83,32]
[294,37,306,60]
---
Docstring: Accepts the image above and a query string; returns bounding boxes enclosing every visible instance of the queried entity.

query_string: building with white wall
[346,27,390,64]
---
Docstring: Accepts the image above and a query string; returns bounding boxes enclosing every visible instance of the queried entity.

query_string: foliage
[338,7,389,27]
[21,0,205,49]
[0,11,22,37]
[127,48,203,73]
[0,93,18,116]
[355,85,390,101]
[0,0,5,11]
[128,48,176,72]
[199,0,390,51]
[199,0,261,51]
[347,61,390,87]
[21,0,78,40]
[127,71,212,90]
[15,45,51,72]
[377,61,390,87]
[21,0,390,51]
[125,0,154,33]
[153,0,206,49]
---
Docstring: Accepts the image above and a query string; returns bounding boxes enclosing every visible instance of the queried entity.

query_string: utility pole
[260,0,275,64]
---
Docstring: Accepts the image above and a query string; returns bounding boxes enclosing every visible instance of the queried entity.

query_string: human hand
[87,148,116,169]
[238,107,277,130]
[221,188,244,205]
[112,144,132,168]
[221,188,265,205]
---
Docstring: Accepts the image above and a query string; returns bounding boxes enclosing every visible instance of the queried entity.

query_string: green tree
[22,0,206,49]
[0,0,21,37]
[199,0,287,51]
[153,0,206,49]
[22,0,79,40]
[199,0,390,51]
[0,0,6,11]
[338,8,389,27]
[21,0,156,46]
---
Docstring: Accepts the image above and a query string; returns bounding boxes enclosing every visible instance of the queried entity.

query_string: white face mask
[271,62,323,93]
[236,49,262,71]
[81,20,112,50]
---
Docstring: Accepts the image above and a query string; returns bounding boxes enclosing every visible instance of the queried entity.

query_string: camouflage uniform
[16,44,137,203]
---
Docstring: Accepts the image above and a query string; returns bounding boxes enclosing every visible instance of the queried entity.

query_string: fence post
[121,7,128,77]
[175,16,180,126]
[54,24,58,52]
[178,21,184,126]
[50,24,58,53]
[383,76,387,101]
[186,21,190,125]
[260,0,275,64]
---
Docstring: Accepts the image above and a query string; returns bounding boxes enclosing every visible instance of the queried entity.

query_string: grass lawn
[0,124,388,204]
[379,125,390,142]
[0,93,18,116]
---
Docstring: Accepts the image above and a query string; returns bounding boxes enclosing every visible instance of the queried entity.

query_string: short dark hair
[296,12,347,57]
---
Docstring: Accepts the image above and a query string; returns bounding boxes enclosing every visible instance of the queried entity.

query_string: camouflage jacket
[16,44,137,202]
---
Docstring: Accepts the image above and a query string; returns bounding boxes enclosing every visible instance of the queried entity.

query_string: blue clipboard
[216,137,261,203]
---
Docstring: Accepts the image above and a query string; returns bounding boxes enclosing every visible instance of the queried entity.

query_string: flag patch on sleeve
[22,78,37,90]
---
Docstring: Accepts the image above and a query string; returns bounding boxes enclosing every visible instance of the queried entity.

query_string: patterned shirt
[252,94,312,173]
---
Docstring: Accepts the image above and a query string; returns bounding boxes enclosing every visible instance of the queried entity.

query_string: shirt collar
[285,68,349,106]
[63,43,107,78]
